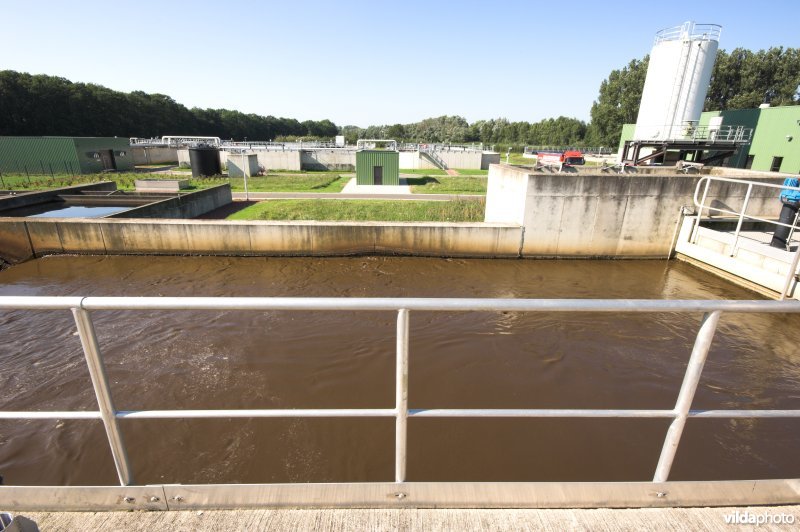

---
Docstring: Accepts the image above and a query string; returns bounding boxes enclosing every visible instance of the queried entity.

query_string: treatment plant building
[0,136,134,175]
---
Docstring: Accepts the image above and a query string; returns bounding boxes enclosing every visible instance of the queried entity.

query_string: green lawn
[0,172,147,191]
[455,169,488,176]
[0,171,348,193]
[400,168,448,176]
[406,175,487,195]
[194,174,347,192]
[227,198,485,222]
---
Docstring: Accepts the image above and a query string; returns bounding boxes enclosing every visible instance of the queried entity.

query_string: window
[771,156,784,172]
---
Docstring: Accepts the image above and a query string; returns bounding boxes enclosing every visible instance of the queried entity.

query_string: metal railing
[653,22,721,45]
[221,141,351,151]
[1,296,800,489]
[399,143,487,153]
[693,176,800,299]
[633,124,753,144]
[524,146,615,156]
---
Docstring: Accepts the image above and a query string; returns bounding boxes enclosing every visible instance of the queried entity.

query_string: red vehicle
[537,150,585,166]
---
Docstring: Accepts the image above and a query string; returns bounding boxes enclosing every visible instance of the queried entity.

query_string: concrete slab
[17,506,800,531]
[341,178,412,195]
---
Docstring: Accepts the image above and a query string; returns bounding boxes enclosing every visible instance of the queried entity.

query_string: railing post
[72,307,133,486]
[395,309,409,483]
[780,248,800,301]
[691,178,711,243]
[653,310,721,482]
[730,183,753,256]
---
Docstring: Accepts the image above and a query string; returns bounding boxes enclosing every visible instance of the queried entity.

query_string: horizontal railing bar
[688,409,800,418]
[115,409,398,419]
[0,296,85,309]
[1,296,800,313]
[409,409,674,418]
[3,409,798,421]
[0,411,101,420]
[411,409,800,418]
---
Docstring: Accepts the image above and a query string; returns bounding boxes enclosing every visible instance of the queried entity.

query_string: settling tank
[188,144,222,177]
[633,22,720,141]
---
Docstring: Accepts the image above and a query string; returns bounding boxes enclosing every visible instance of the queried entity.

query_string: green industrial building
[699,106,800,173]
[0,137,134,174]
[618,105,800,173]
[356,150,400,186]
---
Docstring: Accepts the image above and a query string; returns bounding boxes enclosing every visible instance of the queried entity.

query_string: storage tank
[188,145,222,177]
[633,22,720,141]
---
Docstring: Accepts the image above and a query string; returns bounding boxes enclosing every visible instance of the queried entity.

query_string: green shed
[356,150,400,186]
[0,136,134,174]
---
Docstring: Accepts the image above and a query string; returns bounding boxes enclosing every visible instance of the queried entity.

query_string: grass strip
[227,198,485,222]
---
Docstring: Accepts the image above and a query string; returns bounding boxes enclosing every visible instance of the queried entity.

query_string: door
[373,165,383,185]
[100,150,116,170]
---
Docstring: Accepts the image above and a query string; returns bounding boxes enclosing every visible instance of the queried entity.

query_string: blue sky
[1,0,798,127]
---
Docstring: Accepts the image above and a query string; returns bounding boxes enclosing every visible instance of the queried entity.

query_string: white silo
[633,22,721,141]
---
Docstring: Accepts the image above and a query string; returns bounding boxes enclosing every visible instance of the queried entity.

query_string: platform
[675,215,800,299]
[13,506,800,531]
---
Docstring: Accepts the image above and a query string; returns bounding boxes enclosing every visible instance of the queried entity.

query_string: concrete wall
[227,153,260,177]
[131,147,179,165]
[0,182,117,213]
[254,151,301,171]
[399,151,425,169]
[185,149,494,172]
[0,219,522,264]
[177,149,191,167]
[301,150,356,171]
[485,164,784,258]
[400,151,498,170]
[481,152,501,169]
[108,185,232,219]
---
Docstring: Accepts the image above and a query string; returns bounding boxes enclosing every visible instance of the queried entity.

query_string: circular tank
[633,22,721,141]
[188,145,222,177]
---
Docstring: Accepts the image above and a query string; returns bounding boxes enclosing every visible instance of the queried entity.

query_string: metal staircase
[419,146,448,170]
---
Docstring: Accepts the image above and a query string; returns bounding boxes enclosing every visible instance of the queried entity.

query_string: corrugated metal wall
[73,137,135,173]
[356,151,400,185]
[0,137,134,174]
[0,137,79,174]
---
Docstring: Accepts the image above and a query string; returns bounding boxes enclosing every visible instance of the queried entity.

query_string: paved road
[231,192,484,201]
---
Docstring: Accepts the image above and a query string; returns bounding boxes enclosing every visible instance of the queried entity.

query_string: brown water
[0,255,798,486]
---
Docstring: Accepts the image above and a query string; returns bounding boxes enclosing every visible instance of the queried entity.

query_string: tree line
[0,70,338,140]
[352,47,799,148]
[1,46,798,148]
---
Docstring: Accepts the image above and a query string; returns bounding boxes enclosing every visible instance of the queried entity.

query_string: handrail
[1,296,800,488]
[653,22,721,44]
[692,176,800,299]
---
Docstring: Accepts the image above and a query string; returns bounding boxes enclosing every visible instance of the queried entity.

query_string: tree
[587,57,649,147]
[707,47,800,110]
[385,123,406,141]
[0,70,339,140]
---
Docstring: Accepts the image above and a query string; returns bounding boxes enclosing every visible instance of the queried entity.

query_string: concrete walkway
[341,178,412,195]
[16,506,800,531]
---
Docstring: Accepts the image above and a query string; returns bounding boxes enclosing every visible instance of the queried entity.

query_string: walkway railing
[692,176,800,299]
[524,146,615,156]
[1,296,800,492]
